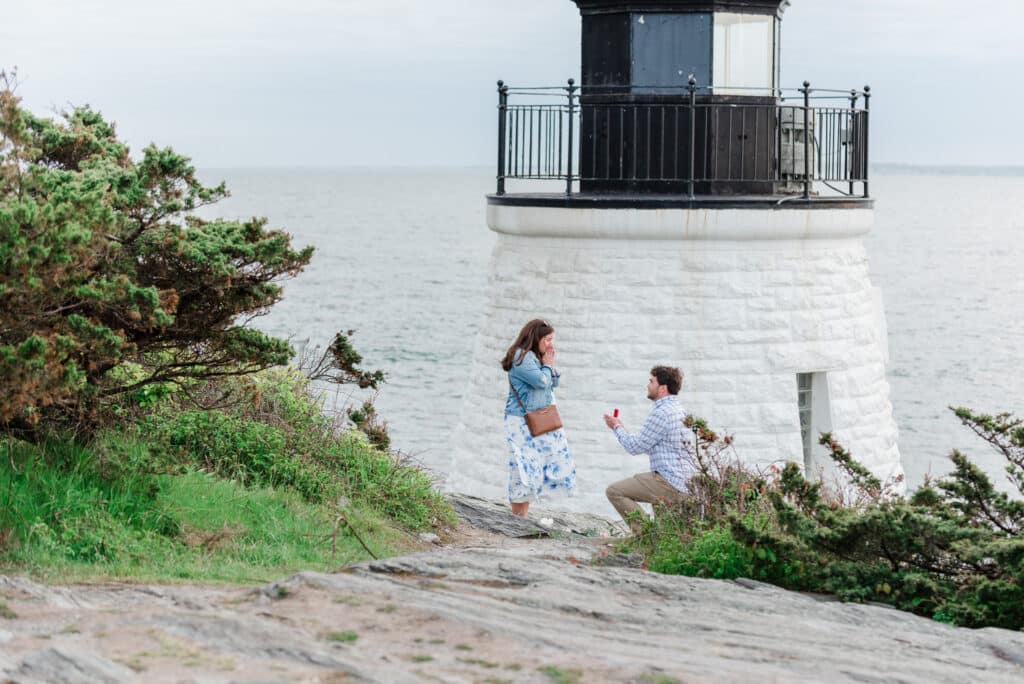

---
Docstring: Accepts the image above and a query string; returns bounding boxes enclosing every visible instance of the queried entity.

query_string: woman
[501,319,577,517]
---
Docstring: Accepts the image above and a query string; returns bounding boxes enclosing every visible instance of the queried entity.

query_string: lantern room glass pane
[631,13,713,94]
[713,13,774,96]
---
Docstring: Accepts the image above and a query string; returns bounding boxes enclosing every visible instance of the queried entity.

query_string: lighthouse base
[447,201,904,514]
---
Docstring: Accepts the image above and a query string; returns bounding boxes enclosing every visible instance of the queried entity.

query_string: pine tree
[0,72,335,435]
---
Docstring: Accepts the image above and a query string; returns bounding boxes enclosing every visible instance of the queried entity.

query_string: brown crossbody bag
[509,377,563,437]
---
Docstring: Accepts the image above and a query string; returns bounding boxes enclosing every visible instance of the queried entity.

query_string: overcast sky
[5,0,1024,167]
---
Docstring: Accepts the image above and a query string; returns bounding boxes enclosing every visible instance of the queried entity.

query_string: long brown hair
[501,319,554,371]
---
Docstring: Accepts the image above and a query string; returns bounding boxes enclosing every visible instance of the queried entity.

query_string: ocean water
[197,167,1024,497]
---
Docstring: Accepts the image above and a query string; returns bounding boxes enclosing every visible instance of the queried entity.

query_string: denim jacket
[504,349,560,417]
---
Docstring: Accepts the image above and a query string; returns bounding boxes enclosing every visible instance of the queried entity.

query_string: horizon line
[193,162,1024,178]
[195,162,1024,171]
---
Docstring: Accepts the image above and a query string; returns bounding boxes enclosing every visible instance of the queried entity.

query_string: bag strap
[509,378,528,412]
[508,349,531,412]
[509,350,556,412]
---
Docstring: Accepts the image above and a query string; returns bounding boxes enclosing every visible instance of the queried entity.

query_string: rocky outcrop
[1,499,1022,683]
[447,492,629,538]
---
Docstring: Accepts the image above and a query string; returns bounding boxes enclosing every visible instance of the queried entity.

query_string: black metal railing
[496,79,577,196]
[495,79,871,199]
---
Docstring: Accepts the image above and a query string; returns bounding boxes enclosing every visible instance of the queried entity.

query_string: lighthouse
[448,0,904,513]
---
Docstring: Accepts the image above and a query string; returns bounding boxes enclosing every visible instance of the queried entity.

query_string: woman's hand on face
[538,333,556,367]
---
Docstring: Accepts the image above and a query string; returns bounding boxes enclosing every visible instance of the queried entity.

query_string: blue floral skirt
[505,414,577,503]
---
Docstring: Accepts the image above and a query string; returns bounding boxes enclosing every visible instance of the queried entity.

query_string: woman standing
[501,319,577,517]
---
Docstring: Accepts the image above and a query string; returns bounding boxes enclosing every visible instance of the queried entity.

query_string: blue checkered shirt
[613,395,696,493]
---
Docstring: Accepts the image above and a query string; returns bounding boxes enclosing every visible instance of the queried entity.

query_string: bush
[159,409,336,502]
[630,408,1024,630]
[117,366,451,530]
[647,519,755,579]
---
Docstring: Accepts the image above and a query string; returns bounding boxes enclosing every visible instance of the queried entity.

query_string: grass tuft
[538,665,583,683]
[325,630,359,643]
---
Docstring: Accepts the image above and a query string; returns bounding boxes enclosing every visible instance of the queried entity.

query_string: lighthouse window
[796,372,833,478]
[713,13,775,96]
[631,13,713,94]
[797,373,814,471]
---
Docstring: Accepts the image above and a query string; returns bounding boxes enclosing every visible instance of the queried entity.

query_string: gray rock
[590,549,644,568]
[448,492,628,538]
[329,547,1024,683]
[0,575,92,609]
[2,496,1023,683]
[15,648,136,684]
[447,493,552,537]
[136,611,358,671]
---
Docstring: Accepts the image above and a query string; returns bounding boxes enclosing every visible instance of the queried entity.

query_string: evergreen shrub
[632,408,1024,630]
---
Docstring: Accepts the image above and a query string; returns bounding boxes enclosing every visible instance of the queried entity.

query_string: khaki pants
[605,472,685,533]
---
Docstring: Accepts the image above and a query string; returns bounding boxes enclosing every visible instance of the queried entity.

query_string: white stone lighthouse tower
[448,0,904,513]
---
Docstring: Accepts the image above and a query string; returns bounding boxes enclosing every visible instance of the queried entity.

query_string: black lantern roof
[572,0,790,17]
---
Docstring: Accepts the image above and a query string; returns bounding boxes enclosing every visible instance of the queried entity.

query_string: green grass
[325,630,359,643]
[538,665,583,683]
[646,521,755,580]
[0,439,413,583]
[0,601,16,619]
[0,366,454,584]
[457,657,499,668]
[638,674,681,684]
[129,368,455,531]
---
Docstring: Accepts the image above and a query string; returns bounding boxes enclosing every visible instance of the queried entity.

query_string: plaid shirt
[613,395,696,493]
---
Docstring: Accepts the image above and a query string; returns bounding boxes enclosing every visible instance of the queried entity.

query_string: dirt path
[2,496,1023,683]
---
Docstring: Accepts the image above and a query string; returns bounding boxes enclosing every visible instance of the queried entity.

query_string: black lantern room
[576,0,787,194]
[576,0,785,97]
[492,0,869,201]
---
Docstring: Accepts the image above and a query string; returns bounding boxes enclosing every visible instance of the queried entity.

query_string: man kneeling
[603,366,696,533]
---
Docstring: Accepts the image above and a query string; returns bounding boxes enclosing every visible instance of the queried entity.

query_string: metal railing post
[862,85,871,198]
[688,74,697,199]
[801,80,811,199]
[497,81,508,195]
[848,89,858,196]
[565,78,576,195]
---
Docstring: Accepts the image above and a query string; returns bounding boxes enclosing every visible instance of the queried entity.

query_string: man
[603,366,696,531]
